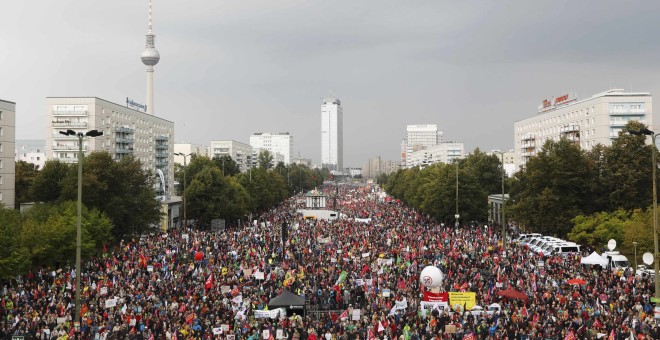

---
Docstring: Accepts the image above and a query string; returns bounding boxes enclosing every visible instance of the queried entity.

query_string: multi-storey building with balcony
[209,140,253,173]
[0,99,15,208]
[514,89,653,170]
[46,97,174,196]
[405,142,464,169]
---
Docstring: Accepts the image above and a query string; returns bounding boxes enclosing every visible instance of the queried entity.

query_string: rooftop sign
[538,92,577,113]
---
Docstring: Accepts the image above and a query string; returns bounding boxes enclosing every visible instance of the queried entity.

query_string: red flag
[463,333,475,340]
[592,318,602,329]
[139,253,147,268]
[185,313,194,324]
[608,329,615,340]
[367,328,376,340]
[564,330,576,340]
[339,309,348,319]
[205,273,214,290]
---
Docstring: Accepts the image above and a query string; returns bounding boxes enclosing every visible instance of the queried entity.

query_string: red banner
[423,291,448,302]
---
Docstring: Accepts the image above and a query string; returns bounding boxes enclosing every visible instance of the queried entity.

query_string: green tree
[601,121,655,211]
[0,207,29,280]
[624,208,654,258]
[257,150,274,170]
[213,155,241,176]
[568,210,628,250]
[60,152,160,238]
[31,160,70,203]
[21,201,113,267]
[186,166,249,225]
[510,138,595,236]
[14,160,39,208]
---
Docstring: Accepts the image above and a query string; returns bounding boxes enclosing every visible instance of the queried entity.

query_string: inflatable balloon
[419,266,443,288]
[194,251,204,261]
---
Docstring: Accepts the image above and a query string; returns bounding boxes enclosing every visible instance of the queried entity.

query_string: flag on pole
[339,309,348,320]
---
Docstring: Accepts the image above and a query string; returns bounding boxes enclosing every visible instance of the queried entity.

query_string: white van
[601,251,630,272]
[546,242,580,256]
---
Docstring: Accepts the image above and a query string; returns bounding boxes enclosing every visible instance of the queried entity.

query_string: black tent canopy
[268,290,306,315]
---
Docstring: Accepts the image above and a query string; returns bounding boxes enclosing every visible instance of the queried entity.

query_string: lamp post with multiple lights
[628,128,659,302]
[493,151,507,254]
[174,152,192,228]
[58,129,103,332]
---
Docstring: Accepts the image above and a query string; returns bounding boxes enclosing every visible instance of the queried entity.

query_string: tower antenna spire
[148,0,153,34]
[141,0,160,115]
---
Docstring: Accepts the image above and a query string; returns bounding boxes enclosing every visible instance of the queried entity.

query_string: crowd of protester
[1,183,659,339]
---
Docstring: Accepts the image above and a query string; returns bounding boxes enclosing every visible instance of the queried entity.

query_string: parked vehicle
[635,265,655,279]
[601,251,630,272]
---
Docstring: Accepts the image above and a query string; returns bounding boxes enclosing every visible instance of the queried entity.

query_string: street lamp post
[58,129,103,333]
[628,128,659,303]
[495,151,507,254]
[455,160,459,228]
[174,152,192,228]
[633,241,638,270]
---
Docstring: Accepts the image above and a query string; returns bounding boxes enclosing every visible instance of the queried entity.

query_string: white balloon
[420,266,443,288]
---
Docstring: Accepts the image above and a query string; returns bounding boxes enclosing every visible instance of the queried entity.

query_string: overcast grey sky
[3,0,660,167]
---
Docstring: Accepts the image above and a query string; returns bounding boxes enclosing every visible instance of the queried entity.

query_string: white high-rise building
[141,0,160,116]
[401,124,443,168]
[15,140,46,170]
[321,96,343,171]
[0,99,15,208]
[45,97,174,196]
[210,140,253,172]
[249,133,293,165]
[514,89,653,170]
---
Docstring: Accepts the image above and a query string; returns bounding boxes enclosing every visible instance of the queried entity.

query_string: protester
[1,183,659,339]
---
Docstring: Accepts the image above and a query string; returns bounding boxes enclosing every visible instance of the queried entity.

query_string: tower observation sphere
[141,46,160,66]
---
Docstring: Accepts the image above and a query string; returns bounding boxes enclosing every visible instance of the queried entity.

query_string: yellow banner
[448,292,476,311]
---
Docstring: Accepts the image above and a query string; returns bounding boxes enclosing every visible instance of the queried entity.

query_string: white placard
[105,298,117,308]
[362,252,370,258]
[382,289,391,297]
[331,258,337,263]
[221,286,231,293]
[100,287,108,295]
[129,318,136,326]
[57,317,66,324]
[147,265,154,272]
[276,329,285,339]
[262,329,270,339]
[212,327,223,335]
[352,309,361,321]
[182,234,189,240]
[222,324,230,332]
[255,272,265,280]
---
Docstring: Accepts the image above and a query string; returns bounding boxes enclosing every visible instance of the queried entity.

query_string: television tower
[141,0,160,115]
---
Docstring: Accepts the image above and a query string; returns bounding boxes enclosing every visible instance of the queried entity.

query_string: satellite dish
[643,252,654,265]
[607,239,616,251]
